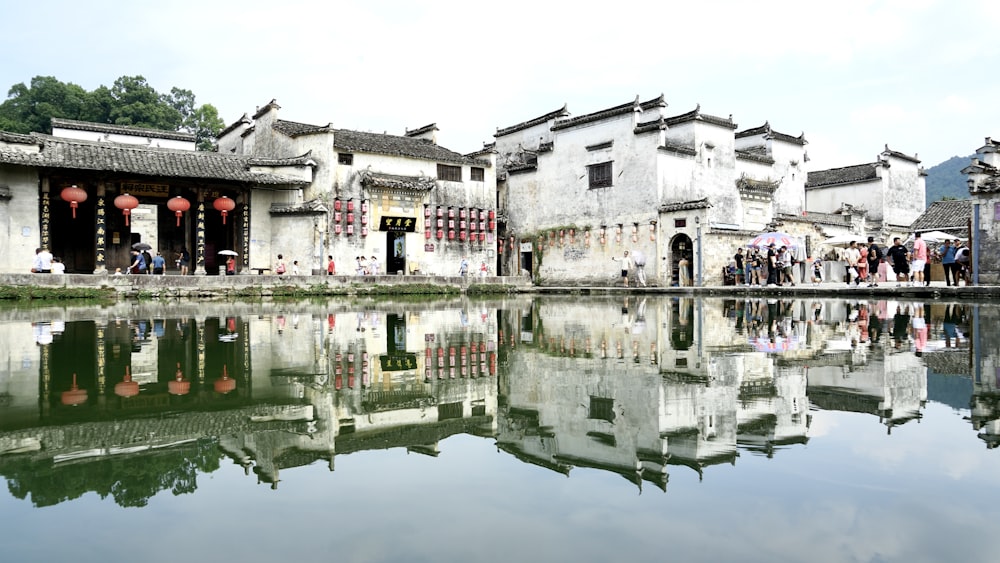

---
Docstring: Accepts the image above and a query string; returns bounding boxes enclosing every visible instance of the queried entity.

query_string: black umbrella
[132,242,152,251]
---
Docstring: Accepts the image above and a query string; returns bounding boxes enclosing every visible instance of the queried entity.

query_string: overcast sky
[2,0,996,171]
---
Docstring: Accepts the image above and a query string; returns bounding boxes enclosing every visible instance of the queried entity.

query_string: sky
[2,0,998,171]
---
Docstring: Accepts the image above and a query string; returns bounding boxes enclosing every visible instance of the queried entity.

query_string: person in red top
[911,232,928,286]
[327,255,336,275]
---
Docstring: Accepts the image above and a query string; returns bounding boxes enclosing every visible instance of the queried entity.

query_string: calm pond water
[1,295,998,563]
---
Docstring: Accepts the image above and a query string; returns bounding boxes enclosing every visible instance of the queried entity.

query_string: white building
[217,101,498,276]
[494,95,808,286]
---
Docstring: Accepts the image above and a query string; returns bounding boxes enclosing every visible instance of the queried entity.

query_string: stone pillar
[40,177,51,250]
[94,182,108,274]
[195,195,207,276]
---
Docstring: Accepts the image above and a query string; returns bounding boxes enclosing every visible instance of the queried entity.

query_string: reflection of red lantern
[60,185,87,219]
[213,196,236,224]
[61,373,88,406]
[169,362,190,396]
[114,193,139,226]
[214,364,236,394]
[166,196,190,227]
[114,366,139,398]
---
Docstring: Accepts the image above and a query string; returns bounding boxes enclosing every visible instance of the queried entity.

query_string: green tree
[0,75,224,150]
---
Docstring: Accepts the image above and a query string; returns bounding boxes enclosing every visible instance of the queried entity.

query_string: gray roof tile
[0,133,311,185]
[806,163,880,188]
[51,117,196,142]
[910,199,971,231]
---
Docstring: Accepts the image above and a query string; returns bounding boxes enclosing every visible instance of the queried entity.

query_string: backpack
[870,243,884,261]
[276,262,286,274]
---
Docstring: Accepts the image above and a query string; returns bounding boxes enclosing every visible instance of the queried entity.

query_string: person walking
[856,242,869,285]
[866,236,882,287]
[886,237,910,286]
[327,255,336,276]
[291,260,300,275]
[679,254,692,287]
[844,241,861,286]
[613,251,631,287]
[778,246,795,286]
[275,254,287,275]
[152,251,167,275]
[177,248,190,275]
[734,248,745,285]
[765,243,778,286]
[940,239,956,286]
[459,257,469,278]
[911,232,928,286]
[369,255,380,275]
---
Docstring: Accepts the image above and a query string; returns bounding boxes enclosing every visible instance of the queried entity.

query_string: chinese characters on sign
[379,216,416,232]
[379,354,418,371]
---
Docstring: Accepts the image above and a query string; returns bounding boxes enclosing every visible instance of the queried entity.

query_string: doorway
[670,234,693,286]
[387,231,406,275]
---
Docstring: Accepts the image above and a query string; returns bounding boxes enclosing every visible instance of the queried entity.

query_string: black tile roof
[910,199,971,231]
[0,133,312,185]
[806,163,880,188]
[359,171,436,191]
[51,117,196,143]
[736,148,775,165]
[659,198,711,212]
[735,122,806,145]
[658,142,696,156]
[218,113,252,138]
[551,95,667,132]
[271,119,487,166]
[664,105,737,130]
[332,128,488,167]
[270,199,329,215]
[0,131,38,145]
[882,145,920,164]
[496,104,571,138]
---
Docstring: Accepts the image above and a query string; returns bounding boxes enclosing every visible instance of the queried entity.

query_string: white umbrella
[217,249,239,256]
[820,234,868,247]
[917,231,967,243]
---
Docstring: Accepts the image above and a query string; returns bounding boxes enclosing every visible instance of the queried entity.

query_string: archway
[669,234,693,286]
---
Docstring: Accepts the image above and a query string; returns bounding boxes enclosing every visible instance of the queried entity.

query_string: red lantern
[449,207,455,218]
[114,366,140,398]
[166,196,190,227]
[361,226,368,237]
[448,229,455,240]
[436,229,444,240]
[114,193,139,226]
[347,224,354,235]
[347,213,355,224]
[489,221,495,231]
[459,231,466,241]
[347,200,355,212]
[213,196,236,224]
[437,206,443,217]
[425,228,432,239]
[488,210,495,220]
[169,363,190,396]
[479,232,486,242]
[214,364,236,394]
[335,224,342,235]
[334,199,343,212]
[424,205,431,217]
[60,185,87,219]
[61,373,88,406]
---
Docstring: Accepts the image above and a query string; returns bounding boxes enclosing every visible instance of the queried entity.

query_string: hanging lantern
[214,364,236,394]
[460,208,467,218]
[489,220,495,231]
[60,185,87,219]
[361,226,368,237]
[334,211,342,222]
[460,220,467,230]
[424,205,431,217]
[436,229,444,240]
[448,229,455,240]
[334,224,343,235]
[114,193,139,226]
[425,228,432,239]
[479,232,486,242]
[459,230,466,241]
[213,196,236,224]
[347,224,354,235]
[166,196,190,227]
[488,210,496,220]
[114,366,139,398]
[347,200,355,212]
[347,213,354,224]
[448,207,455,218]
[61,373,88,406]
[437,206,443,217]
[169,362,190,396]
[361,213,368,225]
[334,199,343,212]
[361,200,368,212]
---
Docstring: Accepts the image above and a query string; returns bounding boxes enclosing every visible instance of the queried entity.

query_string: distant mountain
[925,155,972,206]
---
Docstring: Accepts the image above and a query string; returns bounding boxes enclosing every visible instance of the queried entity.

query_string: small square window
[589,396,615,422]
[674,218,686,228]
[338,153,354,165]
[437,164,462,182]
[588,161,612,188]
[471,167,485,182]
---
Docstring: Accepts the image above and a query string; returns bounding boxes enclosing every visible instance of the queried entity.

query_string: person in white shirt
[50,257,66,274]
[844,241,862,286]
[31,247,53,273]
[369,255,380,275]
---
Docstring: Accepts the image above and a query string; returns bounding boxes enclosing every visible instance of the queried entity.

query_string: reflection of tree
[2,439,222,508]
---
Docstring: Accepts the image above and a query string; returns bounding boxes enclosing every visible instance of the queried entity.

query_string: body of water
[0,296,997,563]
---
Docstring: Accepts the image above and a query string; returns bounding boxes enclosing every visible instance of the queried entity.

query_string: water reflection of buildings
[0,297,996,505]
[496,296,810,491]
[0,301,499,499]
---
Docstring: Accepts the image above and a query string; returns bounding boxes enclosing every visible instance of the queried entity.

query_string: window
[471,167,484,182]
[674,218,686,228]
[589,396,615,422]
[437,164,462,182]
[588,161,612,188]
[338,153,354,165]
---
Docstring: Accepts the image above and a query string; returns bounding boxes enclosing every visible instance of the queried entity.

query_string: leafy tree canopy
[0,75,224,151]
